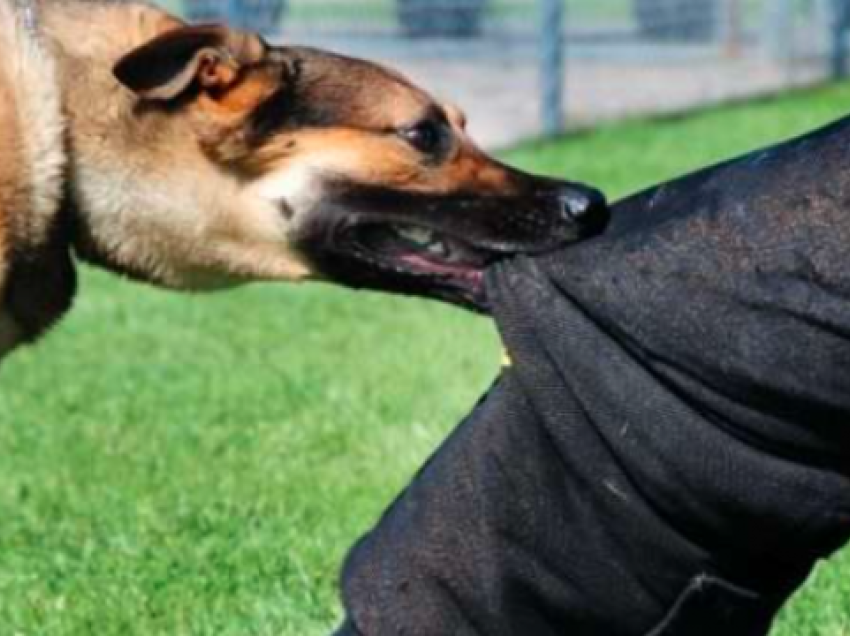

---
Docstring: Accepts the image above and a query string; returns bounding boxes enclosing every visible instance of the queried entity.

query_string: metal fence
[157,0,850,148]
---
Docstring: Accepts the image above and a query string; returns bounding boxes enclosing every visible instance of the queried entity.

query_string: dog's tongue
[399,253,484,285]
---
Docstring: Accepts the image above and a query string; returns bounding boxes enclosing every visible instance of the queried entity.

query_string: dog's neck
[39,1,207,286]
[35,1,306,291]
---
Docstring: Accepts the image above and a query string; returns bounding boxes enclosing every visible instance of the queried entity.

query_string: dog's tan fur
[0,0,69,357]
[42,2,313,289]
[0,0,316,359]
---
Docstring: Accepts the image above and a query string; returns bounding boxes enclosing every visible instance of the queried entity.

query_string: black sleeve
[336,116,850,635]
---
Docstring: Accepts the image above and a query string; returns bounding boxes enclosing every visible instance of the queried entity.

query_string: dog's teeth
[427,241,449,257]
[397,226,436,246]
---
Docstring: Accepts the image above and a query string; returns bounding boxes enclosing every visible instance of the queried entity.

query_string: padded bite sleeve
[338,116,850,635]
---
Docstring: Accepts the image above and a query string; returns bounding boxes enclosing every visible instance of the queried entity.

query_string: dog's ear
[113,25,267,101]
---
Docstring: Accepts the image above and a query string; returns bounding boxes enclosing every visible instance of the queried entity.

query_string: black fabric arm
[337,115,850,635]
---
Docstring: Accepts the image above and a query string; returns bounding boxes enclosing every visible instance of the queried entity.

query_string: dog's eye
[400,121,443,154]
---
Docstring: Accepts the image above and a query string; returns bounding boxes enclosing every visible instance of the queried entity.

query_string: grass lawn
[2,84,850,635]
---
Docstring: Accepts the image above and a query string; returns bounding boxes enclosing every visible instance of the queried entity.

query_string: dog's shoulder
[0,2,73,352]
[0,1,67,250]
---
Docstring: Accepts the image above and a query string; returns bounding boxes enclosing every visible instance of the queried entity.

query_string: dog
[0,0,608,362]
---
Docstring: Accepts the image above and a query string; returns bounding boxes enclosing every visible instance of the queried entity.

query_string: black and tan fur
[0,0,607,361]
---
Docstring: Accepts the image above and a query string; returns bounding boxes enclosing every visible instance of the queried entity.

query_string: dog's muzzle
[295,178,610,313]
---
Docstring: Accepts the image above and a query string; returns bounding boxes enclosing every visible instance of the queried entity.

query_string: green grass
[3,83,850,635]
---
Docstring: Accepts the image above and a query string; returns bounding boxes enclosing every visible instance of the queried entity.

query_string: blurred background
[3,2,850,635]
[158,0,850,147]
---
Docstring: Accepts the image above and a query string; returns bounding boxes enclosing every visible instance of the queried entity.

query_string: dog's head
[113,24,608,311]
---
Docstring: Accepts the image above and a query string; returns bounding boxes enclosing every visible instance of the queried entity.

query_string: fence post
[830,0,850,79]
[763,0,793,63]
[721,0,743,58]
[539,0,565,137]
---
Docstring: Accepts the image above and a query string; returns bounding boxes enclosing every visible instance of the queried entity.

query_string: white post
[539,0,565,136]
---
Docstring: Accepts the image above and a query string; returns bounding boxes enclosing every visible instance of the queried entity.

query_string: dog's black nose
[558,186,609,235]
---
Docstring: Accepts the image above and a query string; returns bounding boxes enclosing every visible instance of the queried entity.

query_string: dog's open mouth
[340,222,491,309]
[297,182,609,313]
